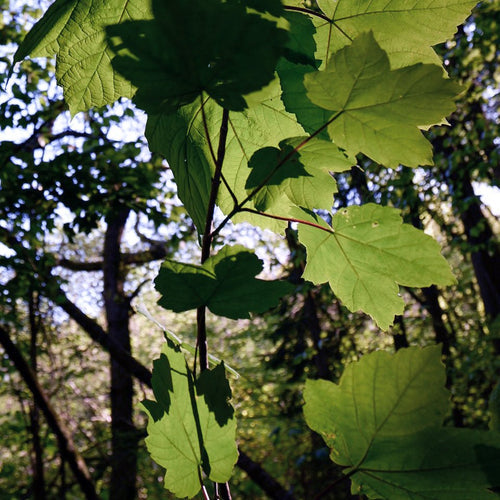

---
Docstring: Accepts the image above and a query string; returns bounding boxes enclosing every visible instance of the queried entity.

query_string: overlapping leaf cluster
[14,0,475,328]
[14,0,480,497]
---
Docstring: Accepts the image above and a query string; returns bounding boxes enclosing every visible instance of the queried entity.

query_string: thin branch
[197,108,230,374]
[55,247,170,271]
[55,259,102,271]
[237,451,296,500]
[313,470,353,499]
[128,279,150,302]
[56,287,152,385]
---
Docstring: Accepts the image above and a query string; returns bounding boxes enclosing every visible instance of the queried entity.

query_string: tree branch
[55,287,152,385]
[55,246,171,272]
[0,325,99,500]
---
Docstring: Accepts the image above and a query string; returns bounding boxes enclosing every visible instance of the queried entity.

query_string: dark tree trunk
[421,285,454,355]
[305,290,331,380]
[392,316,409,351]
[29,290,46,500]
[449,168,500,322]
[103,207,138,500]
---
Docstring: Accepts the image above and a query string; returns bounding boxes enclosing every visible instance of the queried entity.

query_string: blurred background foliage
[0,0,499,498]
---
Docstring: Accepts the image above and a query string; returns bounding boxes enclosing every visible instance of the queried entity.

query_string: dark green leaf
[155,245,293,319]
[108,0,288,112]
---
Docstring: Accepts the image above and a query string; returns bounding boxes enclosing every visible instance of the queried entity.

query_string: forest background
[0,0,499,498]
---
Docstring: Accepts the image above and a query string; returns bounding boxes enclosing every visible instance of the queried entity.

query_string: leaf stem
[283,5,352,42]
[241,208,334,234]
[283,5,331,23]
[197,107,230,373]
[211,111,343,239]
[221,172,239,208]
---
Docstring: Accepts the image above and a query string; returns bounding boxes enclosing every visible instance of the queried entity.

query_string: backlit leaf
[146,99,215,232]
[16,0,152,114]
[246,137,354,212]
[146,79,306,233]
[299,204,455,329]
[304,32,463,167]
[309,0,478,68]
[154,245,293,319]
[304,346,500,499]
[142,340,238,498]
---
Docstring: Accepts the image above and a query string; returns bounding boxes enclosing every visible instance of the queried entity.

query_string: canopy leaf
[304,346,500,499]
[142,340,238,498]
[298,204,455,329]
[15,0,152,114]
[154,245,293,319]
[246,137,354,212]
[146,79,306,233]
[304,0,478,68]
[303,32,463,167]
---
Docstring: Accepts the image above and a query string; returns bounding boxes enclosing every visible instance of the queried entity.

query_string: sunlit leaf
[309,0,478,68]
[303,32,463,167]
[16,0,152,114]
[304,346,500,499]
[299,204,455,329]
[142,340,238,498]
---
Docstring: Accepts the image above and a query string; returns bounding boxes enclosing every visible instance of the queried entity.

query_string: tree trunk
[450,168,500,320]
[103,206,138,500]
[392,316,409,351]
[29,290,46,500]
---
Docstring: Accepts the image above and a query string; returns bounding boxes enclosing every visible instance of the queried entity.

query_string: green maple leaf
[303,346,500,499]
[107,0,288,113]
[311,0,478,68]
[142,340,238,499]
[146,99,215,232]
[278,59,331,139]
[154,245,293,319]
[245,137,354,212]
[298,204,455,329]
[303,32,463,168]
[146,78,306,233]
[15,0,152,114]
